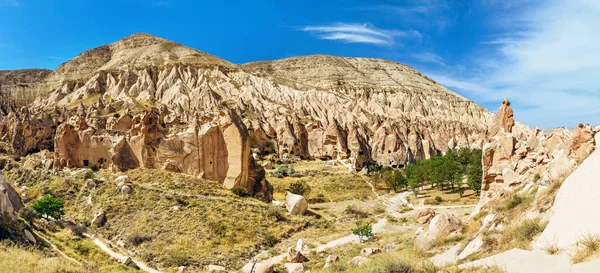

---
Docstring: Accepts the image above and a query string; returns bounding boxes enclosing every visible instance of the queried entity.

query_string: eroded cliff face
[0,33,498,199]
[478,99,597,206]
[0,69,51,106]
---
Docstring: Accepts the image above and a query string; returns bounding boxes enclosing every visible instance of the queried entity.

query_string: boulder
[324,255,339,268]
[118,257,139,269]
[415,209,436,224]
[489,98,515,137]
[91,211,107,227]
[114,175,129,185]
[120,185,132,195]
[347,256,370,266]
[0,174,24,218]
[360,247,381,257]
[287,247,309,263]
[285,192,308,215]
[85,179,96,189]
[241,262,273,273]
[414,212,462,250]
[457,235,483,260]
[207,264,226,272]
[283,263,304,273]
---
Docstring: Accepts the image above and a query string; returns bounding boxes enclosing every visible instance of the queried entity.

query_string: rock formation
[478,99,597,206]
[0,33,499,199]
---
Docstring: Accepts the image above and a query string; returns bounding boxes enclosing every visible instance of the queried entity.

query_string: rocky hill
[0,33,500,202]
[0,69,51,106]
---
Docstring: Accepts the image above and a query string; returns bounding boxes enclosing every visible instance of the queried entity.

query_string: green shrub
[352,220,373,243]
[89,165,99,172]
[288,180,311,196]
[273,164,297,178]
[435,196,443,203]
[266,207,286,222]
[264,233,279,247]
[345,205,369,218]
[31,195,65,220]
[231,186,247,197]
[18,207,36,223]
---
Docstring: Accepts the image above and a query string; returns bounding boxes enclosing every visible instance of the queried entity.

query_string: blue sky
[1,0,599,128]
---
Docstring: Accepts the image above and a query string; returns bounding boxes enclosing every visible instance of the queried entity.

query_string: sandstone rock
[85,179,96,189]
[91,211,107,227]
[120,185,132,195]
[287,247,309,263]
[23,229,36,244]
[285,192,308,215]
[489,98,515,137]
[118,257,139,269]
[283,263,304,273]
[241,262,273,273]
[415,209,436,224]
[414,212,462,250]
[296,238,307,252]
[347,256,370,266]
[324,255,339,268]
[0,174,24,219]
[114,175,129,185]
[207,264,226,272]
[360,247,381,257]
[457,235,483,260]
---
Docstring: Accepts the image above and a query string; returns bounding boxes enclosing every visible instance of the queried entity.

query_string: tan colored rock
[347,256,370,266]
[0,174,23,219]
[324,255,339,268]
[415,209,436,224]
[285,192,308,215]
[241,262,273,273]
[286,247,309,263]
[489,98,515,137]
[414,212,462,250]
[360,247,381,257]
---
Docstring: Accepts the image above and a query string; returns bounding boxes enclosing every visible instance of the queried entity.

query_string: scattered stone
[285,192,308,215]
[415,209,436,224]
[91,211,107,227]
[360,247,381,257]
[85,179,96,189]
[114,175,129,185]
[414,212,462,250]
[347,256,370,266]
[272,200,286,207]
[23,229,36,244]
[324,255,339,268]
[120,185,132,195]
[207,264,227,272]
[118,257,139,269]
[287,247,309,263]
[283,263,304,273]
[241,262,273,273]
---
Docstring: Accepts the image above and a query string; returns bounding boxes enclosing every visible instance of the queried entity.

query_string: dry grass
[0,241,134,273]
[542,243,560,255]
[267,160,381,202]
[420,186,479,206]
[571,234,600,263]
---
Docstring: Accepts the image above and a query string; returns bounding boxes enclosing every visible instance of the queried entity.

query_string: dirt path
[83,233,163,273]
[33,231,83,266]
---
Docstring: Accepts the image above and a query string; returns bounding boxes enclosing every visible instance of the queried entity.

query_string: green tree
[381,168,408,192]
[466,149,483,194]
[31,195,65,220]
[352,220,373,243]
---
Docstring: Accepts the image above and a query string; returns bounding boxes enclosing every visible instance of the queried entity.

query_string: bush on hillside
[31,195,65,220]
[288,180,311,196]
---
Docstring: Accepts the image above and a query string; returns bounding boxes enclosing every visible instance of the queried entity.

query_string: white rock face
[535,135,600,249]
[241,262,273,273]
[114,175,129,185]
[458,235,484,260]
[285,192,308,215]
[283,263,304,273]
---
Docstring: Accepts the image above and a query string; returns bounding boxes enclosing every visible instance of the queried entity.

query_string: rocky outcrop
[0,174,23,219]
[285,192,308,215]
[479,99,596,206]
[414,211,462,250]
[0,34,494,171]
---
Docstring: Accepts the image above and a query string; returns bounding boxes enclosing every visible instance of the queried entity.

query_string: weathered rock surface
[241,262,273,273]
[414,211,462,250]
[0,174,24,218]
[285,192,308,215]
[415,209,436,224]
[286,247,309,263]
[283,263,304,273]
[0,33,495,174]
[479,99,595,206]
[347,256,370,266]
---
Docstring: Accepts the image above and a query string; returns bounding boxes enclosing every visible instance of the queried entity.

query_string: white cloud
[302,23,420,46]
[428,0,600,128]
[411,52,447,67]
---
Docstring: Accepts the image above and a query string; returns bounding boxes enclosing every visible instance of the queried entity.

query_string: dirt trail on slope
[83,233,162,273]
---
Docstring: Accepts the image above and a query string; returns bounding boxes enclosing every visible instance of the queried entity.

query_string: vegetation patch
[572,234,600,263]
